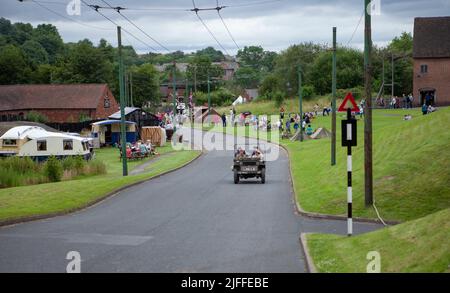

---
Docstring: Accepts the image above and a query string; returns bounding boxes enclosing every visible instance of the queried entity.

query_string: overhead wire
[346,9,365,46]
[192,0,230,55]
[80,0,158,52]
[216,0,240,50]
[98,0,171,53]
[27,0,113,31]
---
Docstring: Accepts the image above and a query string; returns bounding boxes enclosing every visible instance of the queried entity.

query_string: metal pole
[346,108,353,236]
[207,71,211,125]
[298,65,303,142]
[130,72,133,107]
[364,0,373,206]
[124,68,129,107]
[117,26,128,176]
[331,27,337,165]
[391,53,394,98]
[173,61,177,116]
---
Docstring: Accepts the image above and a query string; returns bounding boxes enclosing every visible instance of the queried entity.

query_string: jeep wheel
[234,170,239,184]
[261,169,266,184]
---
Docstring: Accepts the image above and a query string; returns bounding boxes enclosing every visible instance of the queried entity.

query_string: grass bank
[0,146,201,224]
[306,208,450,272]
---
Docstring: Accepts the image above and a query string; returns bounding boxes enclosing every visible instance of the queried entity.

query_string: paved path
[0,129,382,272]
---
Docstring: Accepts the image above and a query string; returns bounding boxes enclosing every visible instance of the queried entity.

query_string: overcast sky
[2,0,449,55]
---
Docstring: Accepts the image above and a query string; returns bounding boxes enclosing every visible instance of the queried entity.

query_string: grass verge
[306,208,450,272]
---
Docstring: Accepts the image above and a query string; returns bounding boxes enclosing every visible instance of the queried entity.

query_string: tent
[193,107,222,124]
[290,127,331,141]
[232,95,244,106]
[141,127,166,147]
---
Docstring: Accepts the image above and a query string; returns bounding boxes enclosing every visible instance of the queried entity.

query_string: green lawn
[202,106,450,222]
[306,208,450,272]
[0,145,201,223]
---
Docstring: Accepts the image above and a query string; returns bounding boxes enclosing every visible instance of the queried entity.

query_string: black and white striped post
[346,108,353,236]
[342,107,357,236]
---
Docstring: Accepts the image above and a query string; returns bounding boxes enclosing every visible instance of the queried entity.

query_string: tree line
[0,17,413,110]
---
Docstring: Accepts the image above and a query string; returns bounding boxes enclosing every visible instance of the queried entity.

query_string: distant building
[413,16,450,106]
[0,84,119,123]
[108,107,160,129]
[243,89,259,102]
[155,61,240,82]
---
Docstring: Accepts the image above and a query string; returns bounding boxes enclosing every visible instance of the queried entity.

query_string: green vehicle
[233,144,266,184]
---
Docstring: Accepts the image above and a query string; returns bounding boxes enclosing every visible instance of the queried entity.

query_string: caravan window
[2,139,17,146]
[63,139,73,150]
[37,140,47,151]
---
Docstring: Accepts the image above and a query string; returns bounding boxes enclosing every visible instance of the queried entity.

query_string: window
[2,139,17,146]
[104,96,111,108]
[420,64,428,74]
[37,140,47,151]
[63,139,73,151]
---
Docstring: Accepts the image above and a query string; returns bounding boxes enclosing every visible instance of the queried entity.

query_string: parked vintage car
[0,126,92,161]
[232,144,266,184]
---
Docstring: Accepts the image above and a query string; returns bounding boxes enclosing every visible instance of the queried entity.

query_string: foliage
[130,63,160,107]
[186,55,223,92]
[26,111,48,123]
[44,156,63,182]
[0,44,30,84]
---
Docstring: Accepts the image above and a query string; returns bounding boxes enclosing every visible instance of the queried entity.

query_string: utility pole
[117,26,128,176]
[207,71,211,124]
[331,26,337,166]
[298,65,303,142]
[194,66,197,93]
[364,0,373,207]
[173,61,177,116]
[130,72,133,107]
[391,53,394,98]
[124,68,129,107]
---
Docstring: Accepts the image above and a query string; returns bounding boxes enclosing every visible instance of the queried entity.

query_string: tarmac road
[0,129,382,272]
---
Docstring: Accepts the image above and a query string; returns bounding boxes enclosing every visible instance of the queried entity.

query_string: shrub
[302,85,315,100]
[273,91,285,107]
[86,159,107,176]
[44,156,63,182]
[26,111,48,123]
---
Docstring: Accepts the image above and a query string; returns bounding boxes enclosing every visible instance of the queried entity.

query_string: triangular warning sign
[338,93,359,112]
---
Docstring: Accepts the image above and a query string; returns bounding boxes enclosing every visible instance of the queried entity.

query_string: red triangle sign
[338,93,359,112]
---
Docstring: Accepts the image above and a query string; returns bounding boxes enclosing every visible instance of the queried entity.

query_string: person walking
[422,103,428,115]
[221,113,227,127]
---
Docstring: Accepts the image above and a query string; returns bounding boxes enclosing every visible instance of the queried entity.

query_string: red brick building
[0,84,119,123]
[413,16,450,106]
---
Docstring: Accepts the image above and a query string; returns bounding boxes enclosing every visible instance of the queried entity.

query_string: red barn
[413,16,450,106]
[0,84,119,123]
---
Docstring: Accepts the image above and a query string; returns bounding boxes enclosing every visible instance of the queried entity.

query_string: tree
[53,39,113,84]
[32,24,64,63]
[0,45,30,84]
[21,40,49,66]
[130,63,160,108]
[274,43,325,96]
[309,47,364,95]
[195,47,225,62]
[259,74,283,98]
[387,32,413,95]
[234,67,260,88]
[237,46,265,69]
[186,55,223,92]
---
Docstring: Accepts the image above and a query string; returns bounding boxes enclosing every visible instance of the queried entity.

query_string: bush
[302,85,315,99]
[273,91,285,107]
[26,111,48,123]
[44,156,63,182]
[86,160,107,176]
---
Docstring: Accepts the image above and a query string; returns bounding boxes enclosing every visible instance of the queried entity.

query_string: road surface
[0,129,381,272]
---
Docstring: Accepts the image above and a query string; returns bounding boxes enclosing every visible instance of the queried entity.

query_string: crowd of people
[119,140,158,160]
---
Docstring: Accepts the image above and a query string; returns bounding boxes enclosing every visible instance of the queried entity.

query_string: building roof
[413,16,450,58]
[0,126,86,141]
[91,120,136,126]
[109,107,141,119]
[0,84,110,111]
